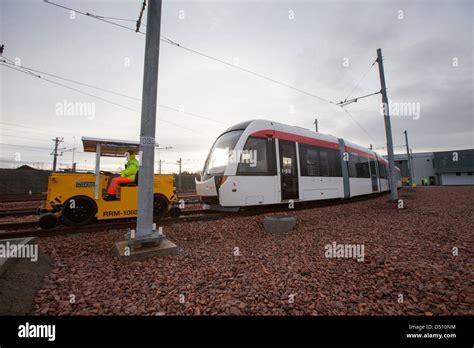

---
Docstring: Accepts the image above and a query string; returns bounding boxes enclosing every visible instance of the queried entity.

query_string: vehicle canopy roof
[81,137,140,157]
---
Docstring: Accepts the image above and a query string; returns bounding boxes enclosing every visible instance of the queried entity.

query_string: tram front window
[203,130,243,176]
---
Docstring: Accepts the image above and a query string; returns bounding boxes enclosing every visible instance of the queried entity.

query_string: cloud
[1,0,472,171]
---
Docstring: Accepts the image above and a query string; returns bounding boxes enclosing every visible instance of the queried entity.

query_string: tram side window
[356,156,370,178]
[299,144,342,177]
[378,162,387,179]
[301,146,321,176]
[319,150,330,176]
[369,159,377,177]
[328,149,342,177]
[349,154,370,178]
[348,154,358,178]
[237,137,276,175]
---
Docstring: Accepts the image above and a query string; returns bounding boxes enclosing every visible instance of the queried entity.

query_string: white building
[388,149,474,186]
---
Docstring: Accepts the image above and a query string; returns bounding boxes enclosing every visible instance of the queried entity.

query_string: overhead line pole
[403,130,413,187]
[155,145,172,174]
[51,137,63,172]
[177,157,182,192]
[72,136,76,171]
[376,48,398,201]
[136,0,162,240]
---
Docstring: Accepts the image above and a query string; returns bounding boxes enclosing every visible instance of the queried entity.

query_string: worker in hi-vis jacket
[103,150,139,200]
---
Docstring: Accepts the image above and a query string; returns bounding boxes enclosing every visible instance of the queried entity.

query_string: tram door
[279,140,299,200]
[369,159,378,192]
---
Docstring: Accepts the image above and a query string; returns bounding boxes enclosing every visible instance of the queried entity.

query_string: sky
[0,0,473,173]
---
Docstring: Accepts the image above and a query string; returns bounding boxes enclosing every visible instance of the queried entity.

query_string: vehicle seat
[122,171,139,187]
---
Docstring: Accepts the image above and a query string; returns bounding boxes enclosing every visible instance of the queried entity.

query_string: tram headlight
[216,175,228,188]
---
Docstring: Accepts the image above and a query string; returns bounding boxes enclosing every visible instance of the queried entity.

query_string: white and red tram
[196,120,401,210]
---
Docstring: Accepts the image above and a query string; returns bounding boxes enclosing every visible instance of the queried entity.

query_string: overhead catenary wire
[0,52,14,64]
[39,1,381,143]
[1,55,40,79]
[0,62,138,112]
[96,16,144,25]
[0,61,227,133]
[0,142,55,152]
[342,59,377,102]
[336,90,381,107]
[0,121,79,137]
[42,0,333,105]
[170,43,334,104]
[0,59,140,101]
[1,127,73,140]
[0,58,227,126]
[332,60,380,143]
[41,1,382,142]
[0,63,194,134]
[43,0,147,35]
[340,108,377,145]
[0,133,64,144]
[0,130,79,150]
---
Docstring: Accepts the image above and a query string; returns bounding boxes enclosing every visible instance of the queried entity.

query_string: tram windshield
[203,130,243,176]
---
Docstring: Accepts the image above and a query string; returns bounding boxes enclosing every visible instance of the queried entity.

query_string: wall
[440,173,474,185]
[411,155,436,185]
[0,168,51,194]
[173,174,198,192]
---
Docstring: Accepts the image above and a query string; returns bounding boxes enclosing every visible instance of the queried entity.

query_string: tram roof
[81,137,140,157]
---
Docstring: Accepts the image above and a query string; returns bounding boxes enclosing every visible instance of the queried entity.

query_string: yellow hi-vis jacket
[120,154,139,181]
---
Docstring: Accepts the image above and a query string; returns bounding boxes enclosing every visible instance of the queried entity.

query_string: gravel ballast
[33,187,473,316]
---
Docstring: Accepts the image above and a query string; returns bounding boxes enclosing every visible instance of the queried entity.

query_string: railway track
[0,193,46,203]
[0,210,224,239]
[0,220,37,231]
[0,205,204,219]
[0,207,38,217]
[0,192,390,239]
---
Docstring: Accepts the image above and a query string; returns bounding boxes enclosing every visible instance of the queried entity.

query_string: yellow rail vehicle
[38,137,177,229]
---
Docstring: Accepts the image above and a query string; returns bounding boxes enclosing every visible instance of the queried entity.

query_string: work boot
[103,194,117,201]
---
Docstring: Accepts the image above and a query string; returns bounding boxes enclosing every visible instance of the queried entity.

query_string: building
[433,150,474,185]
[393,152,435,185]
[387,149,474,186]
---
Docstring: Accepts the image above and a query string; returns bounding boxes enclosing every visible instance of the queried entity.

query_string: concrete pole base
[115,238,178,262]
[263,215,296,234]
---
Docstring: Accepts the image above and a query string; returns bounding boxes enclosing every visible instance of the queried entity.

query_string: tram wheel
[153,195,169,220]
[168,207,181,218]
[38,213,58,230]
[62,196,97,226]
